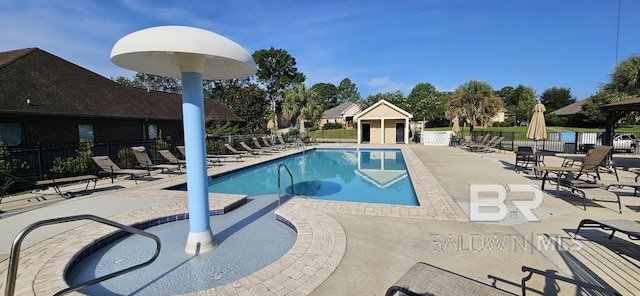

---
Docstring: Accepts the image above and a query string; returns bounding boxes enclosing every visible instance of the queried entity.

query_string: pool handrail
[277,163,294,207]
[5,214,161,296]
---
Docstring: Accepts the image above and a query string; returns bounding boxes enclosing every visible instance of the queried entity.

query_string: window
[0,123,22,146]
[78,124,94,142]
[148,124,158,139]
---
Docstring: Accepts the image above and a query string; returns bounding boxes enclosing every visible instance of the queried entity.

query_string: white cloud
[364,76,410,94]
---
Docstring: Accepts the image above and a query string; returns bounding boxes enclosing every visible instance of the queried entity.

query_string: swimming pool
[209,148,419,206]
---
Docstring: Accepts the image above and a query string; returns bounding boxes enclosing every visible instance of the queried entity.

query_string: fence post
[107,139,111,159]
[37,142,44,180]
[511,132,515,150]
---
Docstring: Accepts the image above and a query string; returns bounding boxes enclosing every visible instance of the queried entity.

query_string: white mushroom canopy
[111,25,256,79]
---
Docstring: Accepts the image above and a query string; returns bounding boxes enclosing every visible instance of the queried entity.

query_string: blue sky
[1,0,638,100]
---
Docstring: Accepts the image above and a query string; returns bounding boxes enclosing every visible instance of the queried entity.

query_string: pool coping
[0,144,465,295]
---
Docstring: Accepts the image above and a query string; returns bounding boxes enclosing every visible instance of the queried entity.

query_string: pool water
[209,149,418,206]
[66,195,296,295]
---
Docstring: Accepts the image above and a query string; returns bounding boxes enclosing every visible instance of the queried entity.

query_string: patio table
[515,151,556,178]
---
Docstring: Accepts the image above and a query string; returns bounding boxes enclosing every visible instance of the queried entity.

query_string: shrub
[49,140,93,178]
[0,142,30,199]
[323,122,343,130]
[117,147,137,169]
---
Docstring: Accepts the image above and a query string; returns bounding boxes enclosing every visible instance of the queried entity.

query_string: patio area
[0,144,639,295]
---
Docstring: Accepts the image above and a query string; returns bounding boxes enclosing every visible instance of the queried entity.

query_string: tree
[336,78,361,103]
[281,83,322,134]
[252,47,306,128]
[445,80,502,133]
[113,73,181,93]
[309,82,338,110]
[609,53,640,98]
[577,53,640,125]
[228,84,268,134]
[359,91,405,110]
[539,87,576,113]
[203,79,248,107]
[496,86,516,106]
[405,83,447,126]
[505,85,537,125]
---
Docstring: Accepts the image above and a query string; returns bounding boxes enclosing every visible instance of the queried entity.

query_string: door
[361,123,371,143]
[396,123,405,143]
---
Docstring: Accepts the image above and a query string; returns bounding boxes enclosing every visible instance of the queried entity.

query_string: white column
[405,118,410,144]
[357,118,361,144]
[380,119,385,144]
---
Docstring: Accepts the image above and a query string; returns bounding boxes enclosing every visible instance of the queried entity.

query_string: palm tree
[445,80,503,133]
[282,83,322,134]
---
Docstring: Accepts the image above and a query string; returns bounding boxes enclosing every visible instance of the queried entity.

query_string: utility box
[564,142,576,154]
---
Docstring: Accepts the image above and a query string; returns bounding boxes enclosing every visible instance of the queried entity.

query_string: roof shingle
[0,48,242,122]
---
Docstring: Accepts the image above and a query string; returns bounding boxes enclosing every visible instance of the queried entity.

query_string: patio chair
[226,143,258,157]
[515,146,536,173]
[91,156,151,184]
[158,149,187,169]
[131,147,179,175]
[575,219,640,241]
[386,262,620,296]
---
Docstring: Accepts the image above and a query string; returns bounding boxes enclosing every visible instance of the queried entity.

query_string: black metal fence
[470,131,640,154]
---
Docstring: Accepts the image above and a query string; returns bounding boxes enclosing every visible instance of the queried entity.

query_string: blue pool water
[209,148,419,206]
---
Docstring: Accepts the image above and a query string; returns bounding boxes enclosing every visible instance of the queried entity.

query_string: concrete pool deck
[1,144,639,295]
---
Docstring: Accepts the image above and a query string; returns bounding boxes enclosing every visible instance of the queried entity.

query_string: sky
[1,0,639,100]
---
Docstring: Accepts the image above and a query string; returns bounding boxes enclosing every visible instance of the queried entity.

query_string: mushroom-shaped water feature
[111,26,256,254]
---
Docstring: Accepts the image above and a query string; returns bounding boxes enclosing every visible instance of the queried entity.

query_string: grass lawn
[307,129,357,139]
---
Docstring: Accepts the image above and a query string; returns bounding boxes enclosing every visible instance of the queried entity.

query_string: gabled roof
[354,99,413,120]
[321,101,360,118]
[0,48,242,121]
[550,100,586,116]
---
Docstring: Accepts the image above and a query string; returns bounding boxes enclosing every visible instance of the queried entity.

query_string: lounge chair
[226,143,258,157]
[386,262,620,296]
[162,147,222,166]
[478,136,504,152]
[466,136,499,152]
[91,156,151,184]
[252,137,278,152]
[261,136,284,150]
[35,175,98,197]
[277,135,295,149]
[207,152,244,162]
[535,146,622,212]
[158,150,187,169]
[267,136,289,150]
[239,141,266,155]
[575,219,640,241]
[131,147,179,175]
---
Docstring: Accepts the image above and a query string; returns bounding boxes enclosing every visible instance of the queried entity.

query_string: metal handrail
[5,214,162,296]
[277,163,294,207]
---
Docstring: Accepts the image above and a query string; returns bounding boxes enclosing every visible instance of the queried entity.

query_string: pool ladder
[4,214,161,296]
[277,163,294,207]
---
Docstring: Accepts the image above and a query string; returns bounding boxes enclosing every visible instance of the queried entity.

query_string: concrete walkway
[0,144,639,295]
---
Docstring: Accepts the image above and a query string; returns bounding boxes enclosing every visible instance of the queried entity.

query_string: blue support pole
[181,71,215,254]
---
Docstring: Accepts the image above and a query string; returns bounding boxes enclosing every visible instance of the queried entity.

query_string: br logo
[469,184,543,222]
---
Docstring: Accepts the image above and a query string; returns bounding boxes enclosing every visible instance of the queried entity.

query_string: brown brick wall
[2,115,184,146]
